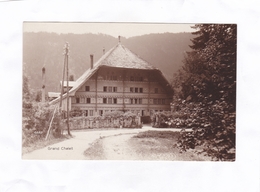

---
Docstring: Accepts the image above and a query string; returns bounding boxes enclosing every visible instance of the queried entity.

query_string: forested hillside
[23,32,193,93]
[124,32,193,79]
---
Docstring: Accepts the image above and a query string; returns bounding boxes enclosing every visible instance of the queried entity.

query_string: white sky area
[23,23,196,38]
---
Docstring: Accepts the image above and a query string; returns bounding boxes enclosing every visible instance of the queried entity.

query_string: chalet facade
[50,41,173,117]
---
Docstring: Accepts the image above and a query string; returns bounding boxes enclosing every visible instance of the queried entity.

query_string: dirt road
[23,126,179,160]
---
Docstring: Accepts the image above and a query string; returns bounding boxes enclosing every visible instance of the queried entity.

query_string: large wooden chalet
[49,40,173,118]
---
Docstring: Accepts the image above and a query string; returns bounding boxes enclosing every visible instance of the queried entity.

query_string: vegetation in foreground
[170,24,236,161]
[131,131,210,161]
[23,66,67,152]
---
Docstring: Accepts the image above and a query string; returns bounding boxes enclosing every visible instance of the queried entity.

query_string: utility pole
[59,44,67,112]
[65,42,71,136]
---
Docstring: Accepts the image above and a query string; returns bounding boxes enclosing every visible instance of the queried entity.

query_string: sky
[23,22,196,38]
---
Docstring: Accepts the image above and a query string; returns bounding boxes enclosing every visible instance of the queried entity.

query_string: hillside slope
[23,32,193,93]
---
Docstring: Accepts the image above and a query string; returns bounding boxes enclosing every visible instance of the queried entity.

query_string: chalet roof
[96,43,156,70]
[50,43,171,105]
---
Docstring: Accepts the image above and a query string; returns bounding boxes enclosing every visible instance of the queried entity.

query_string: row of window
[76,98,91,104]
[85,86,159,93]
[75,97,166,105]
[95,73,146,82]
[130,87,143,93]
[103,86,117,92]
[104,75,118,81]
[103,73,145,82]
[130,98,142,104]
[103,98,117,104]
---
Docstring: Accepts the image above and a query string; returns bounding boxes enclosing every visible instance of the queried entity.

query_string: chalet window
[130,76,134,81]
[113,76,117,80]
[99,110,103,116]
[108,86,112,92]
[155,88,159,93]
[86,98,91,103]
[135,98,138,104]
[90,110,94,116]
[103,98,107,104]
[113,87,117,92]
[113,98,117,104]
[76,98,80,103]
[135,87,139,93]
[162,99,165,104]
[158,99,162,104]
[103,86,107,92]
[85,110,88,116]
[139,88,143,93]
[80,98,85,103]
[130,87,134,92]
[108,98,112,104]
[139,98,142,104]
[130,98,134,104]
[153,99,158,104]
[85,86,90,91]
[139,77,143,81]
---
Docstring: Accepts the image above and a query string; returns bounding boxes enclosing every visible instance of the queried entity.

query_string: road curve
[22,126,184,160]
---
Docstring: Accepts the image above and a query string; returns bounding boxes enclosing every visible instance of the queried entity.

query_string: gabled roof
[50,43,172,105]
[97,43,156,70]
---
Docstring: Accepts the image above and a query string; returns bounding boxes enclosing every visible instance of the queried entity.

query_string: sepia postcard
[22,22,236,161]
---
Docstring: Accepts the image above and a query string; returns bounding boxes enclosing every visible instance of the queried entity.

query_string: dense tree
[172,24,236,161]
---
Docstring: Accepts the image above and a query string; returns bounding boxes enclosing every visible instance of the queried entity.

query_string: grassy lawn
[130,130,211,161]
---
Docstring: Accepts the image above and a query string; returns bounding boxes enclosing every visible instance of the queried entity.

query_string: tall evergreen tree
[173,24,236,161]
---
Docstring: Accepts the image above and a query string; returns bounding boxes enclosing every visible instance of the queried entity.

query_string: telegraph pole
[65,42,71,136]
[59,44,67,112]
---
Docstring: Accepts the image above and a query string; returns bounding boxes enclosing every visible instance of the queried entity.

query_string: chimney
[103,47,105,55]
[90,54,94,69]
[42,67,45,102]
[118,35,121,43]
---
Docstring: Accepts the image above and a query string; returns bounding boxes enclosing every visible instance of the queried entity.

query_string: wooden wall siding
[71,67,172,115]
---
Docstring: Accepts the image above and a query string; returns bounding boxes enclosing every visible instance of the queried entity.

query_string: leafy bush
[22,70,63,146]
[103,110,124,119]
[69,110,141,129]
[70,107,83,117]
[22,102,63,146]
